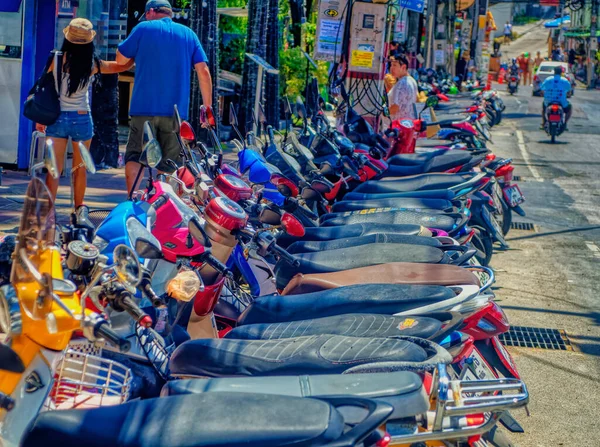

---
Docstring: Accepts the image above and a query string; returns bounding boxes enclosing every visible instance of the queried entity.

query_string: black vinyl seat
[226,313,442,340]
[274,243,450,290]
[343,189,457,201]
[387,150,458,165]
[381,152,475,177]
[22,392,347,447]
[352,173,476,194]
[237,284,457,325]
[331,197,458,213]
[276,223,426,248]
[319,211,465,235]
[162,372,429,421]
[169,334,428,377]
[286,234,443,254]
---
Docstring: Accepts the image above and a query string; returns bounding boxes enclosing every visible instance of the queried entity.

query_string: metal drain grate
[511,222,535,231]
[513,175,521,181]
[499,326,574,351]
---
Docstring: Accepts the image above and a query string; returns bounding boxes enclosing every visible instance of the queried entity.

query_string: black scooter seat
[22,392,347,447]
[343,189,456,201]
[227,313,442,340]
[382,152,474,177]
[331,197,457,213]
[274,243,450,290]
[276,223,427,248]
[162,372,428,421]
[353,173,476,194]
[170,334,428,377]
[237,284,456,325]
[287,233,443,254]
[319,211,465,235]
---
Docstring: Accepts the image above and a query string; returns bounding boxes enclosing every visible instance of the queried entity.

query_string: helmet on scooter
[449,85,458,94]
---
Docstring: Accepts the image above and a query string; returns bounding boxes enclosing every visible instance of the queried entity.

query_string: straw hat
[63,18,96,45]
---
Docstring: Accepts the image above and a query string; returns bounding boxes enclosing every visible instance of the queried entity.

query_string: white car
[532,61,576,97]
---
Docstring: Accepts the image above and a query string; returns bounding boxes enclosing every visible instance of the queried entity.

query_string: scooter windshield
[11,178,55,285]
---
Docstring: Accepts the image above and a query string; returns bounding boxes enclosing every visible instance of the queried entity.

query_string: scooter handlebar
[270,243,300,267]
[94,320,131,352]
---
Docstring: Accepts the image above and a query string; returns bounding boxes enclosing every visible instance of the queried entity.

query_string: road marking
[585,241,600,258]
[515,98,522,106]
[516,130,543,182]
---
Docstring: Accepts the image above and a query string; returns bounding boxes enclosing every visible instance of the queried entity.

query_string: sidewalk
[0,168,128,233]
[511,20,544,39]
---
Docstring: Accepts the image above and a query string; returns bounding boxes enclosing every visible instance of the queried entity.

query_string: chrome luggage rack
[390,363,529,444]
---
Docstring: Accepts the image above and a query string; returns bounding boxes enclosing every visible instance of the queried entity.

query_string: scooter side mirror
[113,244,142,288]
[310,179,333,194]
[77,142,96,174]
[301,186,323,201]
[426,95,439,109]
[281,212,305,237]
[180,121,196,143]
[259,207,282,225]
[135,237,164,260]
[271,173,299,198]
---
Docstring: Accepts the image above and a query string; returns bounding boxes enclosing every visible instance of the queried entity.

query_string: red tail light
[478,112,486,119]
[495,164,514,182]
[466,198,472,209]
[551,104,560,112]
[534,75,539,82]
[485,153,496,161]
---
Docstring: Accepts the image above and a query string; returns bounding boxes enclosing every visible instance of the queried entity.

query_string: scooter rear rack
[389,364,528,445]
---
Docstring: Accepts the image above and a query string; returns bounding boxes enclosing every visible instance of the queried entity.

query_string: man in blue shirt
[540,66,572,129]
[115,0,213,191]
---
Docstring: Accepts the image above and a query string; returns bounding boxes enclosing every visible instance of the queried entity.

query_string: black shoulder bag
[23,51,63,126]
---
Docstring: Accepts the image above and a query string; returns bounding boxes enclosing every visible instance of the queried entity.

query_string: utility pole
[588,0,598,89]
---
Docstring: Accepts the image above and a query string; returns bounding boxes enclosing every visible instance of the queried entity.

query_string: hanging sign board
[399,0,425,14]
[314,0,349,62]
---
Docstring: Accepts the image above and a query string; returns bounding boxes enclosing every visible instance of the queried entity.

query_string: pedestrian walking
[35,18,133,225]
[517,52,531,86]
[503,21,512,45]
[534,51,543,73]
[568,48,576,71]
[115,0,214,193]
[387,53,418,121]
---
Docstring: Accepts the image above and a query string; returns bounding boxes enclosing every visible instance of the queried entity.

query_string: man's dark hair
[153,6,173,16]
[554,66,563,75]
[391,52,409,67]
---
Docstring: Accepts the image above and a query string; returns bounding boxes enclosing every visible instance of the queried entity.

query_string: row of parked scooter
[0,84,529,447]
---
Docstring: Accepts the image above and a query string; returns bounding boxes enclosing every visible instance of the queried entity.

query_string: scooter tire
[472,228,493,266]
[551,133,556,144]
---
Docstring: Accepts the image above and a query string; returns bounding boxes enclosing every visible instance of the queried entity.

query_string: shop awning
[0,0,22,12]
[544,16,570,28]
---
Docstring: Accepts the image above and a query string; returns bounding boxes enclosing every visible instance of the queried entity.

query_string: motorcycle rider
[540,66,572,130]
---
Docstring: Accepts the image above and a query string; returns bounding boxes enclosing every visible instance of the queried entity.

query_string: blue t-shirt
[540,75,571,108]
[118,18,208,119]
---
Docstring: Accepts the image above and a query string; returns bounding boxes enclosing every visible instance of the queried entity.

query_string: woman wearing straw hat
[35,18,133,226]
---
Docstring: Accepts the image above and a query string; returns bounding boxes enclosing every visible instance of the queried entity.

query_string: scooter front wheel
[472,228,493,266]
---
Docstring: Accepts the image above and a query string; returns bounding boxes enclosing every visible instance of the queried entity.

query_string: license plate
[509,82,516,87]
[460,347,498,382]
[548,115,561,122]
[503,184,525,208]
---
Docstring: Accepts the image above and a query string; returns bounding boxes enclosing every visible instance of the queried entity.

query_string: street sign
[399,0,425,14]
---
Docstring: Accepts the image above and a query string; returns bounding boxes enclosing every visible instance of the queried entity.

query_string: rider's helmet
[511,58,517,65]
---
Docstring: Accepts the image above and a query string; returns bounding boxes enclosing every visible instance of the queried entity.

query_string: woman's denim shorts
[46,111,94,141]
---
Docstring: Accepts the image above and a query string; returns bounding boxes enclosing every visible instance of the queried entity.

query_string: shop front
[0,0,128,169]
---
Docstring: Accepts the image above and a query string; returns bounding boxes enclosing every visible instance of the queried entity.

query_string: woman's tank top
[53,53,92,112]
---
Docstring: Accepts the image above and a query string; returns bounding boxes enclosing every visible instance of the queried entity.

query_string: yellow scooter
[0,142,138,446]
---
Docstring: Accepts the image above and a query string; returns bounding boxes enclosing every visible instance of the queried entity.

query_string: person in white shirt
[387,53,418,121]
[503,21,512,45]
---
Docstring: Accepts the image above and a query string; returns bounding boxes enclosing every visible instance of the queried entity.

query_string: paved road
[485,81,600,446]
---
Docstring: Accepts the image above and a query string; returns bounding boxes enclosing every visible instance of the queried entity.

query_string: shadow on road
[536,140,569,145]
